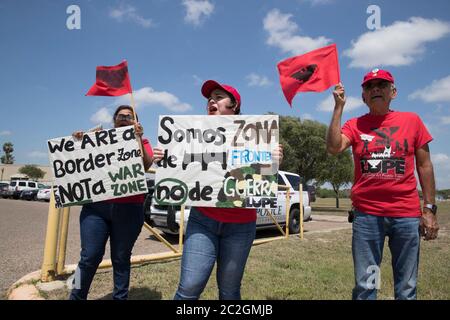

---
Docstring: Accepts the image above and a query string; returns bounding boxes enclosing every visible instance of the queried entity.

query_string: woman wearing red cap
[171,80,283,300]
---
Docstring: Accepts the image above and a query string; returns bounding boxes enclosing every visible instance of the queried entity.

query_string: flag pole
[129,92,145,158]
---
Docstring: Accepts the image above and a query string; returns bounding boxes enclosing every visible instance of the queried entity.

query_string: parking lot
[0,198,350,299]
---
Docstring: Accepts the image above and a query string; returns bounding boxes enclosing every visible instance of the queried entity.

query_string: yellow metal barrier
[40,189,61,282]
[40,170,304,281]
[299,184,304,240]
[56,207,70,275]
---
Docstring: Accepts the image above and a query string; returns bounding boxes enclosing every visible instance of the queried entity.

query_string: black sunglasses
[115,114,134,121]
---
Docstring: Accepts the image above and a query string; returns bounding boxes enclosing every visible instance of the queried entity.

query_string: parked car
[20,184,49,201]
[20,189,39,201]
[144,170,312,236]
[0,182,10,198]
[6,180,45,199]
[305,184,316,202]
[37,187,52,202]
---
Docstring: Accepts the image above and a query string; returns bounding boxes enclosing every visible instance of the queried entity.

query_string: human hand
[273,144,284,165]
[134,122,144,138]
[333,82,346,109]
[152,148,165,163]
[419,210,439,240]
[72,131,84,141]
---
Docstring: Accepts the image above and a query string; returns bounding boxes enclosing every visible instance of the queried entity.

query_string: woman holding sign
[168,80,283,300]
[69,105,154,300]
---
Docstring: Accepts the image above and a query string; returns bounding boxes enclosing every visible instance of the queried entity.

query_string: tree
[316,150,354,208]
[18,165,46,181]
[278,115,328,185]
[1,142,14,164]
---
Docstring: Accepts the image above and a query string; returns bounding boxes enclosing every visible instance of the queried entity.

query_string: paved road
[0,198,181,299]
[0,198,350,299]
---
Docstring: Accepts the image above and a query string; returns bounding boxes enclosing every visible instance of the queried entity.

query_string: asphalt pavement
[0,198,179,299]
[0,198,350,299]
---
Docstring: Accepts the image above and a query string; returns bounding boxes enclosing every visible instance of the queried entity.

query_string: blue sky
[1,0,450,189]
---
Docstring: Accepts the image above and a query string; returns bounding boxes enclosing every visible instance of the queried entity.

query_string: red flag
[86,61,133,96]
[277,44,340,106]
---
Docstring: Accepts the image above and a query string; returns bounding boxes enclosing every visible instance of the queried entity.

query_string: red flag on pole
[86,61,133,96]
[277,44,340,106]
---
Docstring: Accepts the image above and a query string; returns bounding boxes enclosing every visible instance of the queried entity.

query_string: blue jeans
[174,208,256,300]
[352,210,420,300]
[69,201,144,300]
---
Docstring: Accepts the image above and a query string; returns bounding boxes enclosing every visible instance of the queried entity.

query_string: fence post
[41,190,61,282]
[299,184,304,239]
[179,205,185,252]
[56,207,71,275]
[285,186,290,238]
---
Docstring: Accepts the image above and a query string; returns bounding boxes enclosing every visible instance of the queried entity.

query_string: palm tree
[1,142,14,164]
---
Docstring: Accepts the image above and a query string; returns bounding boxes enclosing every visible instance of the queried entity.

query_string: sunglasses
[363,80,391,91]
[116,114,134,121]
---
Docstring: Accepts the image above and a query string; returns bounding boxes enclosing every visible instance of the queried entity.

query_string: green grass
[44,198,450,300]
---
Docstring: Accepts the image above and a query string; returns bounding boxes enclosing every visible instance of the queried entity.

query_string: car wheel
[288,207,300,234]
[167,206,180,233]
[143,194,153,226]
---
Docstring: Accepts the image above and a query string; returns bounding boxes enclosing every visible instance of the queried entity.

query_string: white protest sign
[155,115,279,208]
[47,125,147,207]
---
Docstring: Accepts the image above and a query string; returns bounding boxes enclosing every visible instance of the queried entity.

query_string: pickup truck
[144,170,312,235]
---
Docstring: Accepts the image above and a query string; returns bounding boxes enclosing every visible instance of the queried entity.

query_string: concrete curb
[7,270,44,300]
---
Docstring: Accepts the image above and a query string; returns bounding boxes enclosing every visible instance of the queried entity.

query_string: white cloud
[432,153,450,165]
[409,75,450,103]
[29,151,47,159]
[300,0,334,5]
[344,17,450,68]
[431,153,450,189]
[192,74,203,85]
[441,116,450,125]
[302,113,314,120]
[263,9,331,55]
[317,95,364,112]
[90,107,113,125]
[0,130,11,136]
[116,87,193,112]
[246,73,272,87]
[109,4,154,28]
[182,0,214,26]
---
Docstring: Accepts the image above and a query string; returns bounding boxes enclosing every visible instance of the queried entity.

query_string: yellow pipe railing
[41,170,304,281]
[40,190,61,282]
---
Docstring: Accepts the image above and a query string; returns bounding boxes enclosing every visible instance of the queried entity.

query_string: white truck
[144,170,312,235]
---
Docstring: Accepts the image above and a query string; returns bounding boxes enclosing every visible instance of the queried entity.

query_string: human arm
[151,148,165,164]
[326,83,351,154]
[134,122,153,171]
[416,144,439,240]
[273,144,284,166]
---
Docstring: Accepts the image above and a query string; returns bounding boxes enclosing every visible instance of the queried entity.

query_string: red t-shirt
[197,207,257,223]
[108,138,153,204]
[341,111,432,217]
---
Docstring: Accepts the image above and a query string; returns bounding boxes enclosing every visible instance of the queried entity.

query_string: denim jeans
[352,210,420,300]
[174,208,256,300]
[69,201,144,300]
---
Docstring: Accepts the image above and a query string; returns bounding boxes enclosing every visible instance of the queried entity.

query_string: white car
[144,170,312,235]
[37,188,51,202]
[7,180,41,199]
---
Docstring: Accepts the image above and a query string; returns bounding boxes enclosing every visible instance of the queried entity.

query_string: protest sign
[155,115,279,208]
[47,125,147,207]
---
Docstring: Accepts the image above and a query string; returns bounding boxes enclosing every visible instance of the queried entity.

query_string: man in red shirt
[326,69,439,300]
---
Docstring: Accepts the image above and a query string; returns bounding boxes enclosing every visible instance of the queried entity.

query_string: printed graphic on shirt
[359,126,409,180]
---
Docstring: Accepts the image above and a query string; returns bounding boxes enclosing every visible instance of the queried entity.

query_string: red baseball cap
[361,68,395,86]
[201,80,241,108]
